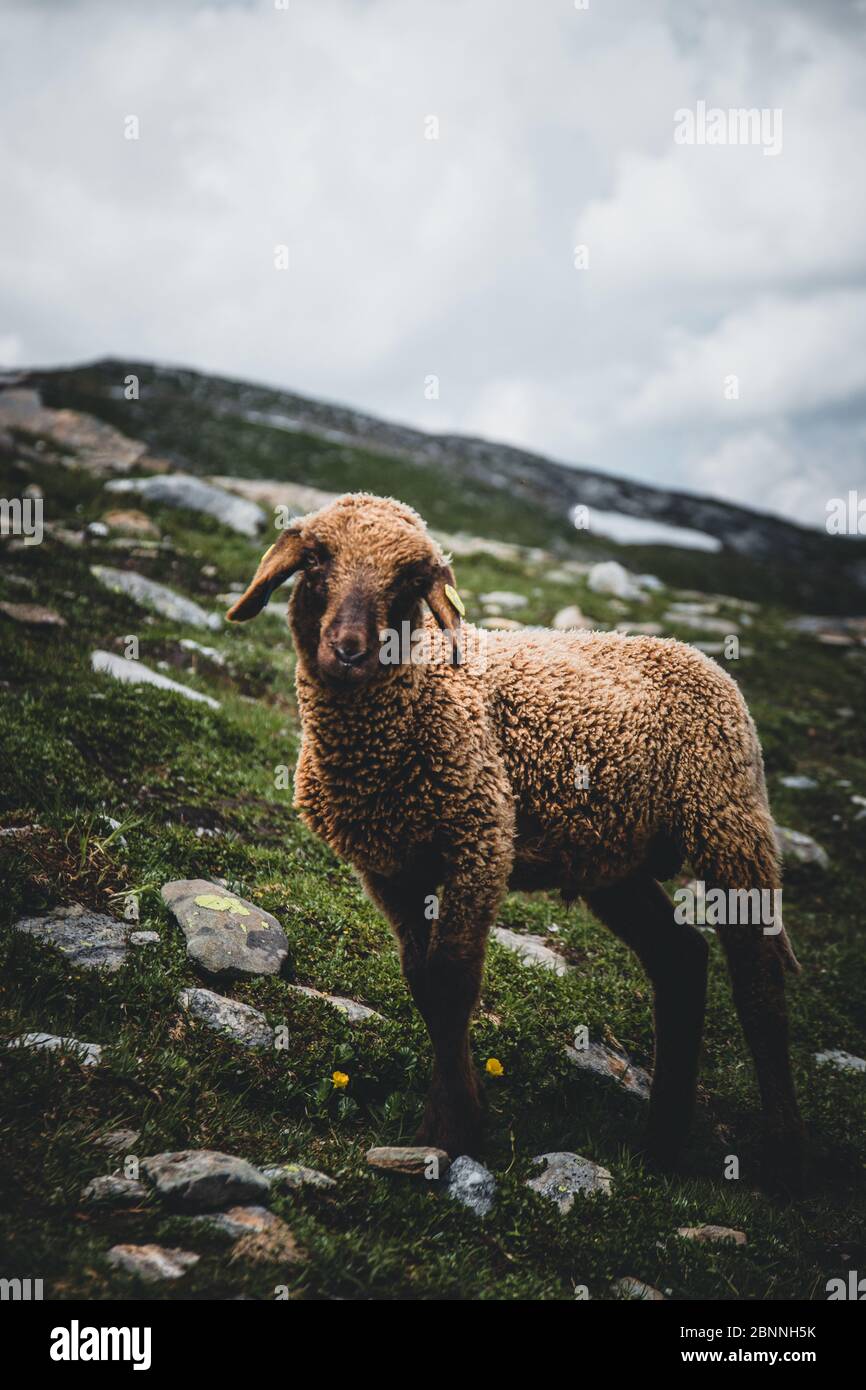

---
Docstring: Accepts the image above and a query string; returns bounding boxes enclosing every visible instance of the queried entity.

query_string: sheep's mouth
[317,650,380,689]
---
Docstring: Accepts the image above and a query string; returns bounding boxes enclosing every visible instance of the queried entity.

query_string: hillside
[0,362,864,1301]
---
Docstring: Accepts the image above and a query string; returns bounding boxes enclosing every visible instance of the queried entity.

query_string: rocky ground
[0,366,864,1300]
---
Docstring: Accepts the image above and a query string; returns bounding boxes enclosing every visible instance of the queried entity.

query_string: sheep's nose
[334,643,369,667]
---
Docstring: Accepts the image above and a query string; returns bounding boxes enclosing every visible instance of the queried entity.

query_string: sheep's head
[226,493,463,687]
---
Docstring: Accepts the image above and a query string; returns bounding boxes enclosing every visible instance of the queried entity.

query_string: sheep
[227,492,804,1195]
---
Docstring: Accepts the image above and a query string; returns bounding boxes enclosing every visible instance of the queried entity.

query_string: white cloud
[0,0,863,523]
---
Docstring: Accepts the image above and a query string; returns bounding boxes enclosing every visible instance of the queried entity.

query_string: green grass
[1,399,865,1302]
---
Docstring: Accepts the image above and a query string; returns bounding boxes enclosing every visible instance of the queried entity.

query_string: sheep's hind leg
[715,924,803,1198]
[587,874,709,1171]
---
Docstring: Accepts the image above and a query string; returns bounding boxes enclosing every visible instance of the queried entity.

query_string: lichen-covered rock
[366,1146,450,1179]
[162,880,288,979]
[11,903,129,972]
[179,987,273,1049]
[527,1153,613,1211]
[141,1149,271,1210]
[443,1155,496,1216]
[106,1243,199,1282]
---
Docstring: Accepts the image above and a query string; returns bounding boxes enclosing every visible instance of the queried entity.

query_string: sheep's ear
[425,563,464,666]
[226,529,305,622]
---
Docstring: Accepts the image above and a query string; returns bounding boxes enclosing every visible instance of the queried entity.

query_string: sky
[1,0,864,528]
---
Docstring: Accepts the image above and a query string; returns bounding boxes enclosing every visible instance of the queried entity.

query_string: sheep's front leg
[365,837,509,1158]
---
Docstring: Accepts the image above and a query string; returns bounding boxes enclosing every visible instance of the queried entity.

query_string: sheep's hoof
[415,1102,483,1160]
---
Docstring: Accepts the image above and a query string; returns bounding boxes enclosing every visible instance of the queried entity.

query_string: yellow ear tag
[261,543,276,563]
[444,583,465,617]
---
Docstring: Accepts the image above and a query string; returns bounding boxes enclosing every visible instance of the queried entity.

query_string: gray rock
[588,561,644,601]
[162,879,288,979]
[774,824,830,869]
[443,1155,496,1216]
[141,1149,271,1210]
[91,650,220,709]
[815,1049,866,1073]
[564,1040,651,1100]
[180,637,226,666]
[129,931,160,946]
[192,1204,278,1237]
[11,903,129,971]
[479,590,528,611]
[93,1128,141,1154]
[491,926,570,976]
[91,565,221,631]
[8,1032,102,1066]
[527,1152,613,1211]
[677,1224,746,1246]
[106,1243,199,1282]
[262,1163,337,1193]
[779,775,818,791]
[610,1276,665,1300]
[553,605,589,631]
[209,476,337,517]
[663,612,739,635]
[366,1146,450,1178]
[286,984,382,1023]
[81,1174,148,1206]
[179,986,273,1049]
[106,473,265,537]
[614,621,663,636]
[0,600,66,626]
[477,616,524,630]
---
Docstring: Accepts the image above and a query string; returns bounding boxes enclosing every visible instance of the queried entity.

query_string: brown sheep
[227,492,804,1195]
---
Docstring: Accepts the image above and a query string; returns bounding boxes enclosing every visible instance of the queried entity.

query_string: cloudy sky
[2,0,864,525]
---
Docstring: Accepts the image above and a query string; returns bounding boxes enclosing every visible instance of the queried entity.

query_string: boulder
[162,880,288,979]
[91,565,221,631]
[106,473,264,537]
[141,1149,271,1210]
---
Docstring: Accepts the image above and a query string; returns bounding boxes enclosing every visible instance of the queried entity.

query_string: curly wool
[286,494,796,968]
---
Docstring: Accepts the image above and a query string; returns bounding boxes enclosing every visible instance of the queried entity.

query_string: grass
[0,388,864,1301]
